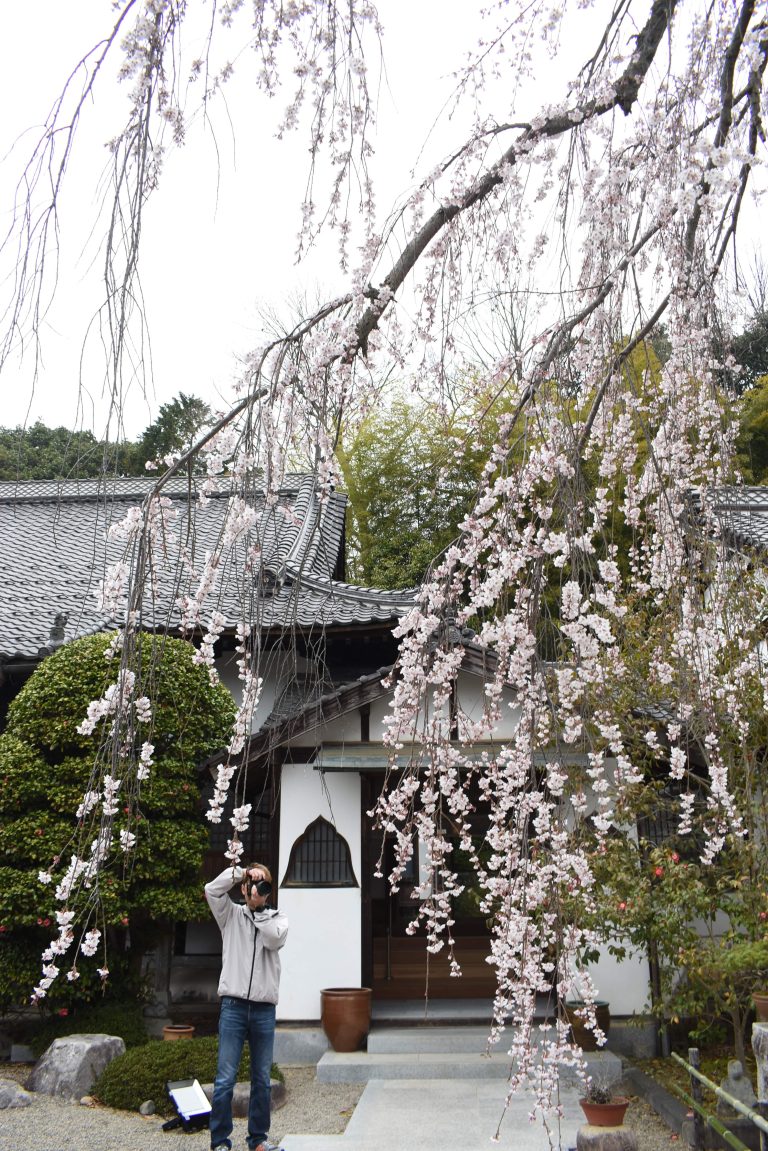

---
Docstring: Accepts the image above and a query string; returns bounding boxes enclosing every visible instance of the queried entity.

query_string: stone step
[274,1027,329,1065]
[367,1025,502,1054]
[316,1048,623,1084]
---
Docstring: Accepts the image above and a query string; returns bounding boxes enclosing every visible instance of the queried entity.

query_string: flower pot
[163,1024,195,1041]
[565,1000,610,1051]
[320,987,372,1052]
[754,993,768,1022]
[579,1096,630,1127]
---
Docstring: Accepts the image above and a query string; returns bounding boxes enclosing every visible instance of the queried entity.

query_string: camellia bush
[0,632,235,1009]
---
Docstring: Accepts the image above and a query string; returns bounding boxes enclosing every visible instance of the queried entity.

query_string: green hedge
[30,1000,149,1058]
[94,1035,282,1115]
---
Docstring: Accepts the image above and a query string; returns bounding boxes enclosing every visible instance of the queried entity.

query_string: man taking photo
[205,862,289,1151]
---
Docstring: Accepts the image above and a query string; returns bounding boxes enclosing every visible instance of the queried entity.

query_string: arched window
[282,816,358,887]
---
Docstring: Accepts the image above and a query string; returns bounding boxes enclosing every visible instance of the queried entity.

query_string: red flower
[671,852,680,863]
[654,866,664,877]
[618,901,627,911]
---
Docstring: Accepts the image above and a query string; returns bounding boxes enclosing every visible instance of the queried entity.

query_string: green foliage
[137,392,212,467]
[589,829,768,1064]
[736,375,768,482]
[94,1037,281,1115]
[29,1000,149,1057]
[337,394,494,588]
[0,422,142,481]
[0,396,212,482]
[0,933,146,1016]
[0,633,235,1006]
[729,311,768,395]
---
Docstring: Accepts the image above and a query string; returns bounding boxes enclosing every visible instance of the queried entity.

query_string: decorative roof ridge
[0,471,333,506]
[287,568,420,605]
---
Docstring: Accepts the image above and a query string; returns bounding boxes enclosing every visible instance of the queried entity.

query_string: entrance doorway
[361,774,496,1000]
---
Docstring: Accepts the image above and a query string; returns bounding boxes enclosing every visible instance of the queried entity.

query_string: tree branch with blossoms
[2,0,768,1132]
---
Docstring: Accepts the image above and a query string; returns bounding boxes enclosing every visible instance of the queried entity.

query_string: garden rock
[140,1099,156,1115]
[27,1033,125,1101]
[0,1078,33,1108]
[201,1078,286,1117]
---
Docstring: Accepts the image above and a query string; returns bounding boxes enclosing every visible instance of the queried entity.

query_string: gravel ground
[0,1064,363,1151]
[0,1064,681,1151]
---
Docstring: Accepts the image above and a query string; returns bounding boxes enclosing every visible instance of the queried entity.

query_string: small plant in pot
[579,1072,630,1127]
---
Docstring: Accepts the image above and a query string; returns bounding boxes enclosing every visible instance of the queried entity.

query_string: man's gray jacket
[204,867,288,1004]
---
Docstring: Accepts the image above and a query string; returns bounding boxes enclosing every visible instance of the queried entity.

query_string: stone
[717,1059,757,1118]
[139,1099,156,1115]
[26,1033,125,1101]
[201,1078,286,1117]
[80,1095,96,1107]
[0,1078,33,1108]
[753,1023,768,1102]
[577,1126,639,1151]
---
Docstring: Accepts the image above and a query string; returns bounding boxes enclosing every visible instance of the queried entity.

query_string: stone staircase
[316,1023,623,1085]
[274,999,626,1087]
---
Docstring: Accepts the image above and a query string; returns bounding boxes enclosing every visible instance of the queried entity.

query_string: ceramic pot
[565,1000,610,1051]
[754,992,768,1021]
[579,1096,629,1127]
[320,987,372,1052]
[162,1024,195,1041]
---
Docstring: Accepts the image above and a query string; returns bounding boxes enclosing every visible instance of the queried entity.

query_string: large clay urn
[320,987,372,1052]
[565,1000,611,1051]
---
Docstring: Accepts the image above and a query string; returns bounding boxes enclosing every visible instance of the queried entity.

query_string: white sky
[0,2,605,440]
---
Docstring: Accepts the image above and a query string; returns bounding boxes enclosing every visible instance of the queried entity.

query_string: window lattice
[283,816,357,887]
[202,780,272,860]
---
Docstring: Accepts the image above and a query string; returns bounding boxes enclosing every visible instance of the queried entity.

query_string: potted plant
[579,1078,630,1127]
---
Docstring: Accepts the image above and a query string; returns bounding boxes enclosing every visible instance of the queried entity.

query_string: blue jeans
[210,996,276,1150]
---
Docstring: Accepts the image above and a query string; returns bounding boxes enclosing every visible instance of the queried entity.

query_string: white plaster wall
[291,711,362,745]
[216,652,283,732]
[277,763,362,1020]
[456,671,521,736]
[585,943,652,1016]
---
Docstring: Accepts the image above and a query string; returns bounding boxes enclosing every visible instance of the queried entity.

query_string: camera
[253,879,272,897]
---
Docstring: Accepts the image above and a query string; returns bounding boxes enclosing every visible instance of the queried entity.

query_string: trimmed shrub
[94,1035,282,1115]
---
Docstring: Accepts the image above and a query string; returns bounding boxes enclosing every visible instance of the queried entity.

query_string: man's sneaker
[212,1144,231,1151]
[253,1142,282,1151]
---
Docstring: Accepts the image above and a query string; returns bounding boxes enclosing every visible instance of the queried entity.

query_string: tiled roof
[233,640,498,764]
[0,475,415,662]
[704,485,768,552]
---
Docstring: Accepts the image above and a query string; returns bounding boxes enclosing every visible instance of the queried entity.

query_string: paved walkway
[282,1078,584,1151]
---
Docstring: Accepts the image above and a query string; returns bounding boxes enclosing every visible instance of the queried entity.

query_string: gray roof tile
[0,475,413,661]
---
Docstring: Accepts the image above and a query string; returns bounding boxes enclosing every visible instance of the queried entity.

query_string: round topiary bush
[0,632,236,1010]
[94,1036,282,1114]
